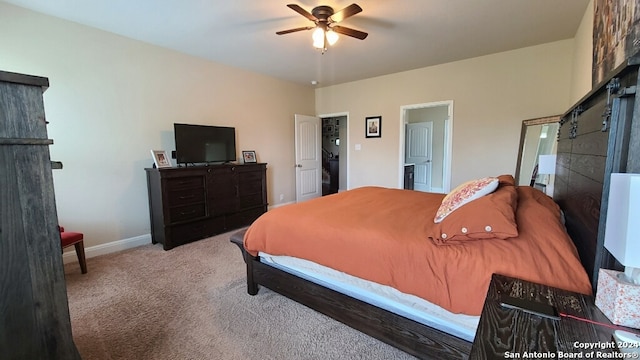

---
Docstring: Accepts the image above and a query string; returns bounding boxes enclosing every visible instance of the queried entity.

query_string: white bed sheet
[259,252,479,342]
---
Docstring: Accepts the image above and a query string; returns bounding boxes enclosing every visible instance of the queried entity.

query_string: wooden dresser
[0,71,80,359]
[145,163,267,250]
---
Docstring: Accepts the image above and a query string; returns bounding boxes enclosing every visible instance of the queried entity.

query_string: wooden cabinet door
[208,166,239,215]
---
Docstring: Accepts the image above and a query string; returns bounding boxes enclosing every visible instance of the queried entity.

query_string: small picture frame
[151,150,172,168]
[366,116,381,138]
[242,150,257,164]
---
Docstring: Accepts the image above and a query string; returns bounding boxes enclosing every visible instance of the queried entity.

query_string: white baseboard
[62,233,151,264]
[61,205,298,265]
[270,201,296,209]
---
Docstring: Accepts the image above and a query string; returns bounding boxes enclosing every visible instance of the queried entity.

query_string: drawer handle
[180,210,197,216]
[179,195,195,200]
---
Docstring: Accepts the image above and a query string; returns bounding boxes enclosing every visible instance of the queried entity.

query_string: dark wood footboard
[230,230,259,295]
[230,230,472,360]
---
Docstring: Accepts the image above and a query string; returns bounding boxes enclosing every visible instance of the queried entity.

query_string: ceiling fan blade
[330,3,362,23]
[331,25,368,40]
[276,26,315,35]
[287,4,317,22]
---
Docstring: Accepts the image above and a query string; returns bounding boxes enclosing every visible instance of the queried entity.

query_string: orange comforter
[243,186,591,315]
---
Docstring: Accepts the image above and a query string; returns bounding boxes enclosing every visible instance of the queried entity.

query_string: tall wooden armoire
[0,70,80,359]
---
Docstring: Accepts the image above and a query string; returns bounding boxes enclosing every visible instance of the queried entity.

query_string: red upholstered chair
[59,226,87,274]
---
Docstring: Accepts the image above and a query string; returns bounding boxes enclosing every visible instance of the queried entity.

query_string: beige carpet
[64,230,417,360]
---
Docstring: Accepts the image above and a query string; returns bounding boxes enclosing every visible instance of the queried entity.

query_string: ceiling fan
[276,3,368,53]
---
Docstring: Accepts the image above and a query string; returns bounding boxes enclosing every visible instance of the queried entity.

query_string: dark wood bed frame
[230,231,472,359]
[230,56,640,359]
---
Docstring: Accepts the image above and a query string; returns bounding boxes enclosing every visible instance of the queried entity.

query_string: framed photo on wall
[151,150,172,168]
[242,150,257,163]
[365,116,381,138]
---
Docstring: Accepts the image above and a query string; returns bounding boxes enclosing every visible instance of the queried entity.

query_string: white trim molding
[62,233,151,264]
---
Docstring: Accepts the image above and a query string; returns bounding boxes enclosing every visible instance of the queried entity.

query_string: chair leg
[74,241,87,274]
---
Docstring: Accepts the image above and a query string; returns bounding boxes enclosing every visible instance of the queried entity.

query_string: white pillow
[434,177,499,223]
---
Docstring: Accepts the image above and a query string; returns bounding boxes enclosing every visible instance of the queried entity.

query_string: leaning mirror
[514,115,561,191]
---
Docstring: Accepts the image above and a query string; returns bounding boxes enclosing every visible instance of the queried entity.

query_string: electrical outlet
[279,194,284,202]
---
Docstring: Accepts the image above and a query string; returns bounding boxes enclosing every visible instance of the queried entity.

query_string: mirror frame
[514,115,561,184]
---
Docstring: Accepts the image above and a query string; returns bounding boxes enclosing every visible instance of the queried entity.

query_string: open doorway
[399,101,453,193]
[320,113,348,195]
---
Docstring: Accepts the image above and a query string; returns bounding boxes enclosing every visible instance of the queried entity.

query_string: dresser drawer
[167,187,205,207]
[169,219,210,246]
[168,203,206,223]
[165,176,204,189]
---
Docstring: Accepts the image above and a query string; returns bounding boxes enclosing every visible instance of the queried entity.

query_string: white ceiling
[4,0,591,87]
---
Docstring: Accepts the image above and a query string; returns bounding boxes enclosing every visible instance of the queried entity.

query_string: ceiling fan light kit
[312,27,326,49]
[326,30,339,45]
[312,28,338,50]
[277,3,368,54]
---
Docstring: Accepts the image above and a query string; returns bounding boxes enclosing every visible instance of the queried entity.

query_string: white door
[295,114,322,202]
[405,122,433,192]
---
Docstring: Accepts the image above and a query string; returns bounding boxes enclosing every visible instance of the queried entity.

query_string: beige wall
[0,2,595,251]
[316,40,577,189]
[570,0,595,104]
[0,3,314,248]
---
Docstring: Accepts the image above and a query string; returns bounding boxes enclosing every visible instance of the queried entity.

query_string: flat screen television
[174,123,236,165]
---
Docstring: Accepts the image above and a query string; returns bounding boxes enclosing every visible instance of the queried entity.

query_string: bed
[231,176,593,358]
[230,57,640,359]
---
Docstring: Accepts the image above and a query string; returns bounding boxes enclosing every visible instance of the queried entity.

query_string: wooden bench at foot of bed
[230,229,472,360]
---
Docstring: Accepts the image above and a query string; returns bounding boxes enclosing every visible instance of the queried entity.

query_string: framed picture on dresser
[242,150,257,164]
[150,150,171,168]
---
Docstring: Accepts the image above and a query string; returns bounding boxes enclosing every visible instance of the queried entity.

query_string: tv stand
[145,163,267,250]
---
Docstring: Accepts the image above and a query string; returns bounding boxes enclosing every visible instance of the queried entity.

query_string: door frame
[318,111,349,191]
[398,101,453,193]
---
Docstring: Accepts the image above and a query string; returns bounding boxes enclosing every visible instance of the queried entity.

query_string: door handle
[296,164,302,168]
